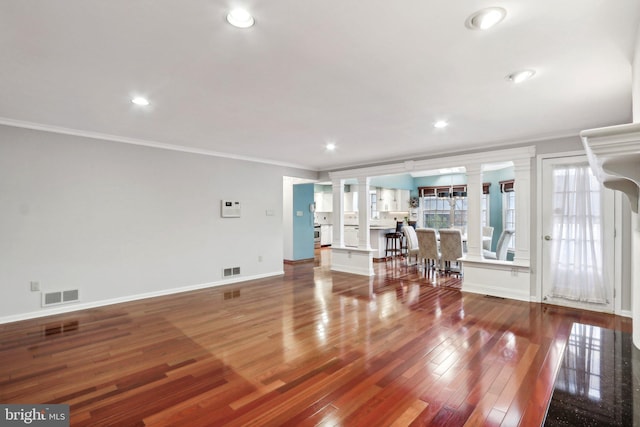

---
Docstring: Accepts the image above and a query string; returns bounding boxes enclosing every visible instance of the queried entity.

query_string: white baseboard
[462,281,530,302]
[0,271,284,325]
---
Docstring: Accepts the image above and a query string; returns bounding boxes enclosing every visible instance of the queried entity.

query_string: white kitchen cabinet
[322,193,333,212]
[344,226,358,247]
[376,188,409,211]
[376,188,392,211]
[396,190,410,212]
[314,192,333,212]
[320,224,332,246]
[314,192,322,212]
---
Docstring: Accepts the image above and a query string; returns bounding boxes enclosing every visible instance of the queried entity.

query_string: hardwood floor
[0,249,631,426]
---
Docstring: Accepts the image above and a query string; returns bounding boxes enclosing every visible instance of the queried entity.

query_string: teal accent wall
[413,173,467,188]
[293,183,315,260]
[370,174,414,189]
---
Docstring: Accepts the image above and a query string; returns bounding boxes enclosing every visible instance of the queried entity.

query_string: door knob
[544,235,552,241]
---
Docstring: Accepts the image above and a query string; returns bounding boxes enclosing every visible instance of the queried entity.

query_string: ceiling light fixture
[434,120,449,129]
[465,7,506,30]
[131,97,150,106]
[326,142,336,151]
[506,69,536,84]
[226,8,255,28]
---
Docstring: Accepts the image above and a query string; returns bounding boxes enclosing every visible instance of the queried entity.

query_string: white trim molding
[462,259,531,301]
[0,271,284,325]
[0,117,311,171]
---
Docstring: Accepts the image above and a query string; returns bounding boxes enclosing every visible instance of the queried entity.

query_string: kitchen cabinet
[314,192,322,211]
[320,224,332,246]
[376,188,410,212]
[323,193,333,211]
[395,190,410,212]
[314,192,333,212]
[344,226,358,247]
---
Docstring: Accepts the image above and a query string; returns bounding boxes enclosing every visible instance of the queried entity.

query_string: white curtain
[550,164,607,304]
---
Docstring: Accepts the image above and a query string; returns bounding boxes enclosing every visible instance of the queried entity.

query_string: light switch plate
[296,211,303,217]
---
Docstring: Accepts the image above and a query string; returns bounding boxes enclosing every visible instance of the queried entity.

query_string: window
[501,180,515,250]
[419,183,491,234]
[423,195,451,229]
[452,197,468,232]
[419,185,467,233]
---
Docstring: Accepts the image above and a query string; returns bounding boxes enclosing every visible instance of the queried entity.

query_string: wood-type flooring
[0,249,631,426]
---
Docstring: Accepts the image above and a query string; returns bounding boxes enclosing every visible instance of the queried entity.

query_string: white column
[356,176,371,249]
[464,164,483,260]
[332,179,345,247]
[513,158,532,266]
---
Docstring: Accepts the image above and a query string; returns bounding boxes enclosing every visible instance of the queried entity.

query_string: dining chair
[416,228,439,275]
[402,225,420,265]
[483,229,514,260]
[438,228,464,276]
[482,226,494,251]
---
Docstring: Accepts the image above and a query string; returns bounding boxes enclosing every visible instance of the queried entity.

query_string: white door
[541,156,615,312]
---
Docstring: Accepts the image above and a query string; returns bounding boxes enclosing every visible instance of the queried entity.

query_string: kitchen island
[344,226,395,262]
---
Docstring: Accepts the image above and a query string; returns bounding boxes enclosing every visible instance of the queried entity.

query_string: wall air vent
[42,289,80,307]
[223,267,241,277]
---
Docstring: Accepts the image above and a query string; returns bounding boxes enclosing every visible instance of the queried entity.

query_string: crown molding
[0,117,314,171]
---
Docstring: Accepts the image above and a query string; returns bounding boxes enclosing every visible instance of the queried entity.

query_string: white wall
[0,125,315,322]
[282,177,294,260]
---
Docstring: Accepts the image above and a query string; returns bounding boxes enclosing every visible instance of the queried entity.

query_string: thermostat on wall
[221,200,241,218]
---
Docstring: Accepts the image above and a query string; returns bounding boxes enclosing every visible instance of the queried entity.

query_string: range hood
[581,122,640,215]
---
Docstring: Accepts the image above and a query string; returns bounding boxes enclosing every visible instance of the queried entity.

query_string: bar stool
[385,232,402,258]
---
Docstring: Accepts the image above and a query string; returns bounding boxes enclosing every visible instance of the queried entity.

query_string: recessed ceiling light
[465,7,506,30]
[506,69,536,84]
[226,8,254,28]
[434,120,449,129]
[326,142,336,151]
[131,97,149,106]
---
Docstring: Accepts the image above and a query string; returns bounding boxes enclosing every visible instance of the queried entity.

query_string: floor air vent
[223,267,241,277]
[42,289,80,307]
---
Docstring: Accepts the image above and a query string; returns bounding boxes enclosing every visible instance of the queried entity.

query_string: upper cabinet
[375,188,410,212]
[314,192,333,212]
[315,188,409,212]
[396,189,410,212]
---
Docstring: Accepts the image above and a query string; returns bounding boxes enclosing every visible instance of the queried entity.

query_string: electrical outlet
[30,281,40,292]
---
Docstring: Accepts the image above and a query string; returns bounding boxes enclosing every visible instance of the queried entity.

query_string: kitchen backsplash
[315,211,409,228]
[314,212,333,225]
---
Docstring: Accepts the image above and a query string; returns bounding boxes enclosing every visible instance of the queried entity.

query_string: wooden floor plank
[0,249,632,426]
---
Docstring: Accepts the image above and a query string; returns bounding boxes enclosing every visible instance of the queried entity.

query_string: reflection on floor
[544,323,640,426]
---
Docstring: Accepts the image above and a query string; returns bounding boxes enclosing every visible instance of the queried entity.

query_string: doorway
[540,155,615,312]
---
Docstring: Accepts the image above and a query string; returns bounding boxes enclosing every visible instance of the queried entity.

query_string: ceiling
[1,1,639,172]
